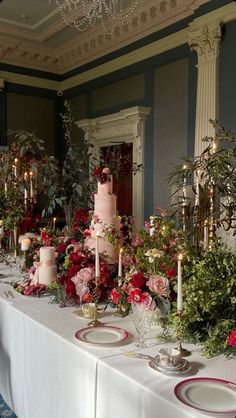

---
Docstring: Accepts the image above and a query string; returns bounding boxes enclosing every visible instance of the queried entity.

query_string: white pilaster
[188,22,222,157]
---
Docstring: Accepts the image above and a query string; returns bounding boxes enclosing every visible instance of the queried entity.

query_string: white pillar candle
[21,238,30,251]
[118,248,123,277]
[95,232,100,278]
[150,216,154,237]
[177,254,183,312]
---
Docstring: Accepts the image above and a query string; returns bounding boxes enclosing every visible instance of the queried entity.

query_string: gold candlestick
[88,278,103,327]
[175,310,191,357]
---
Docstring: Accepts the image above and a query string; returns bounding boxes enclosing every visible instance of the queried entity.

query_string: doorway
[101,143,133,216]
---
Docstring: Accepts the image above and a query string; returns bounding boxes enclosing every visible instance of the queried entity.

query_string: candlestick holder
[175,310,191,357]
[88,278,103,327]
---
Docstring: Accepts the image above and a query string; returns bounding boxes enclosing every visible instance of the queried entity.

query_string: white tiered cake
[38,247,57,286]
[86,176,120,263]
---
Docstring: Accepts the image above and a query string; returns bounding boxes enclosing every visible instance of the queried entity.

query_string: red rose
[56,243,67,254]
[165,268,176,279]
[68,265,80,278]
[131,272,146,289]
[70,252,82,264]
[65,280,76,298]
[227,330,236,348]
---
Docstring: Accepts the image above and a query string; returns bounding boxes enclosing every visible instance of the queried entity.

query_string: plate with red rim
[75,325,129,346]
[174,377,236,416]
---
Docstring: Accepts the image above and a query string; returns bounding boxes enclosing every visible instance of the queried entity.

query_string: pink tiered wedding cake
[86,170,120,263]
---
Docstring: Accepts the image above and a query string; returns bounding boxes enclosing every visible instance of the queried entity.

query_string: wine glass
[131,303,154,348]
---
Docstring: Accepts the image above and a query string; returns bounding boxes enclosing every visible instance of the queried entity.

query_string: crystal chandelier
[54,0,142,33]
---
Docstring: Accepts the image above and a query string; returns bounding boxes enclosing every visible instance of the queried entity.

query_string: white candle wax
[95,232,100,278]
[150,216,154,237]
[204,221,209,249]
[0,220,4,236]
[195,177,199,206]
[30,172,33,199]
[118,248,122,277]
[21,238,30,251]
[14,158,18,178]
[182,165,187,206]
[177,254,183,311]
[53,217,56,232]
[4,181,7,195]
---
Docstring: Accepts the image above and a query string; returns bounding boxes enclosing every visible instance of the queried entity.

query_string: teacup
[158,348,182,367]
[82,303,96,319]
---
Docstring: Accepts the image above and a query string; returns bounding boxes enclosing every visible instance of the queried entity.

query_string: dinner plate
[174,377,236,416]
[75,325,128,346]
[149,359,191,376]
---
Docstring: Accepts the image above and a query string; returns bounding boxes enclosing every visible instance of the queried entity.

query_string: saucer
[149,357,191,376]
[153,355,187,370]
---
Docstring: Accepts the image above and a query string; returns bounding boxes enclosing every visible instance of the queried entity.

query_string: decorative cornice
[0,0,211,75]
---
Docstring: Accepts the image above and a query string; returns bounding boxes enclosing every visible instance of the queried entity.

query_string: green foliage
[169,121,236,215]
[178,242,236,357]
[42,101,93,235]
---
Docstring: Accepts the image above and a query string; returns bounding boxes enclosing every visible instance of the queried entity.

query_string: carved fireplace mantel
[76,106,151,228]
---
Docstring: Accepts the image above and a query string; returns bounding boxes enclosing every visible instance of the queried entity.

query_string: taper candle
[177,254,183,312]
[118,248,123,277]
[204,220,209,249]
[4,178,7,195]
[150,216,154,237]
[14,158,18,178]
[29,171,33,199]
[195,170,200,207]
[95,232,100,278]
[182,165,187,206]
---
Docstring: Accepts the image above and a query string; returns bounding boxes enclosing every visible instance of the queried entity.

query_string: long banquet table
[0,263,235,418]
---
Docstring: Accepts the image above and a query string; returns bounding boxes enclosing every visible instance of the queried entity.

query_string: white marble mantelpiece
[76,106,151,229]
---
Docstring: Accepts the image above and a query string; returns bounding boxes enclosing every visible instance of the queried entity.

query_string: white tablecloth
[0,263,235,418]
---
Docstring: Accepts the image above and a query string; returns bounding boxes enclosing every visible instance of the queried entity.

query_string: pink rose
[72,267,94,285]
[102,167,110,174]
[143,295,156,311]
[147,275,169,297]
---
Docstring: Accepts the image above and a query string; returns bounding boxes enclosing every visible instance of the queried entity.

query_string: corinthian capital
[188,22,222,63]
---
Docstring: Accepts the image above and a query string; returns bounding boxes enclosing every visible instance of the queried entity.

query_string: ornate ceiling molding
[0,0,212,75]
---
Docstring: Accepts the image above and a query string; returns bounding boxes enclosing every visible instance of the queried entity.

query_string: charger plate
[174,377,236,416]
[75,325,128,346]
